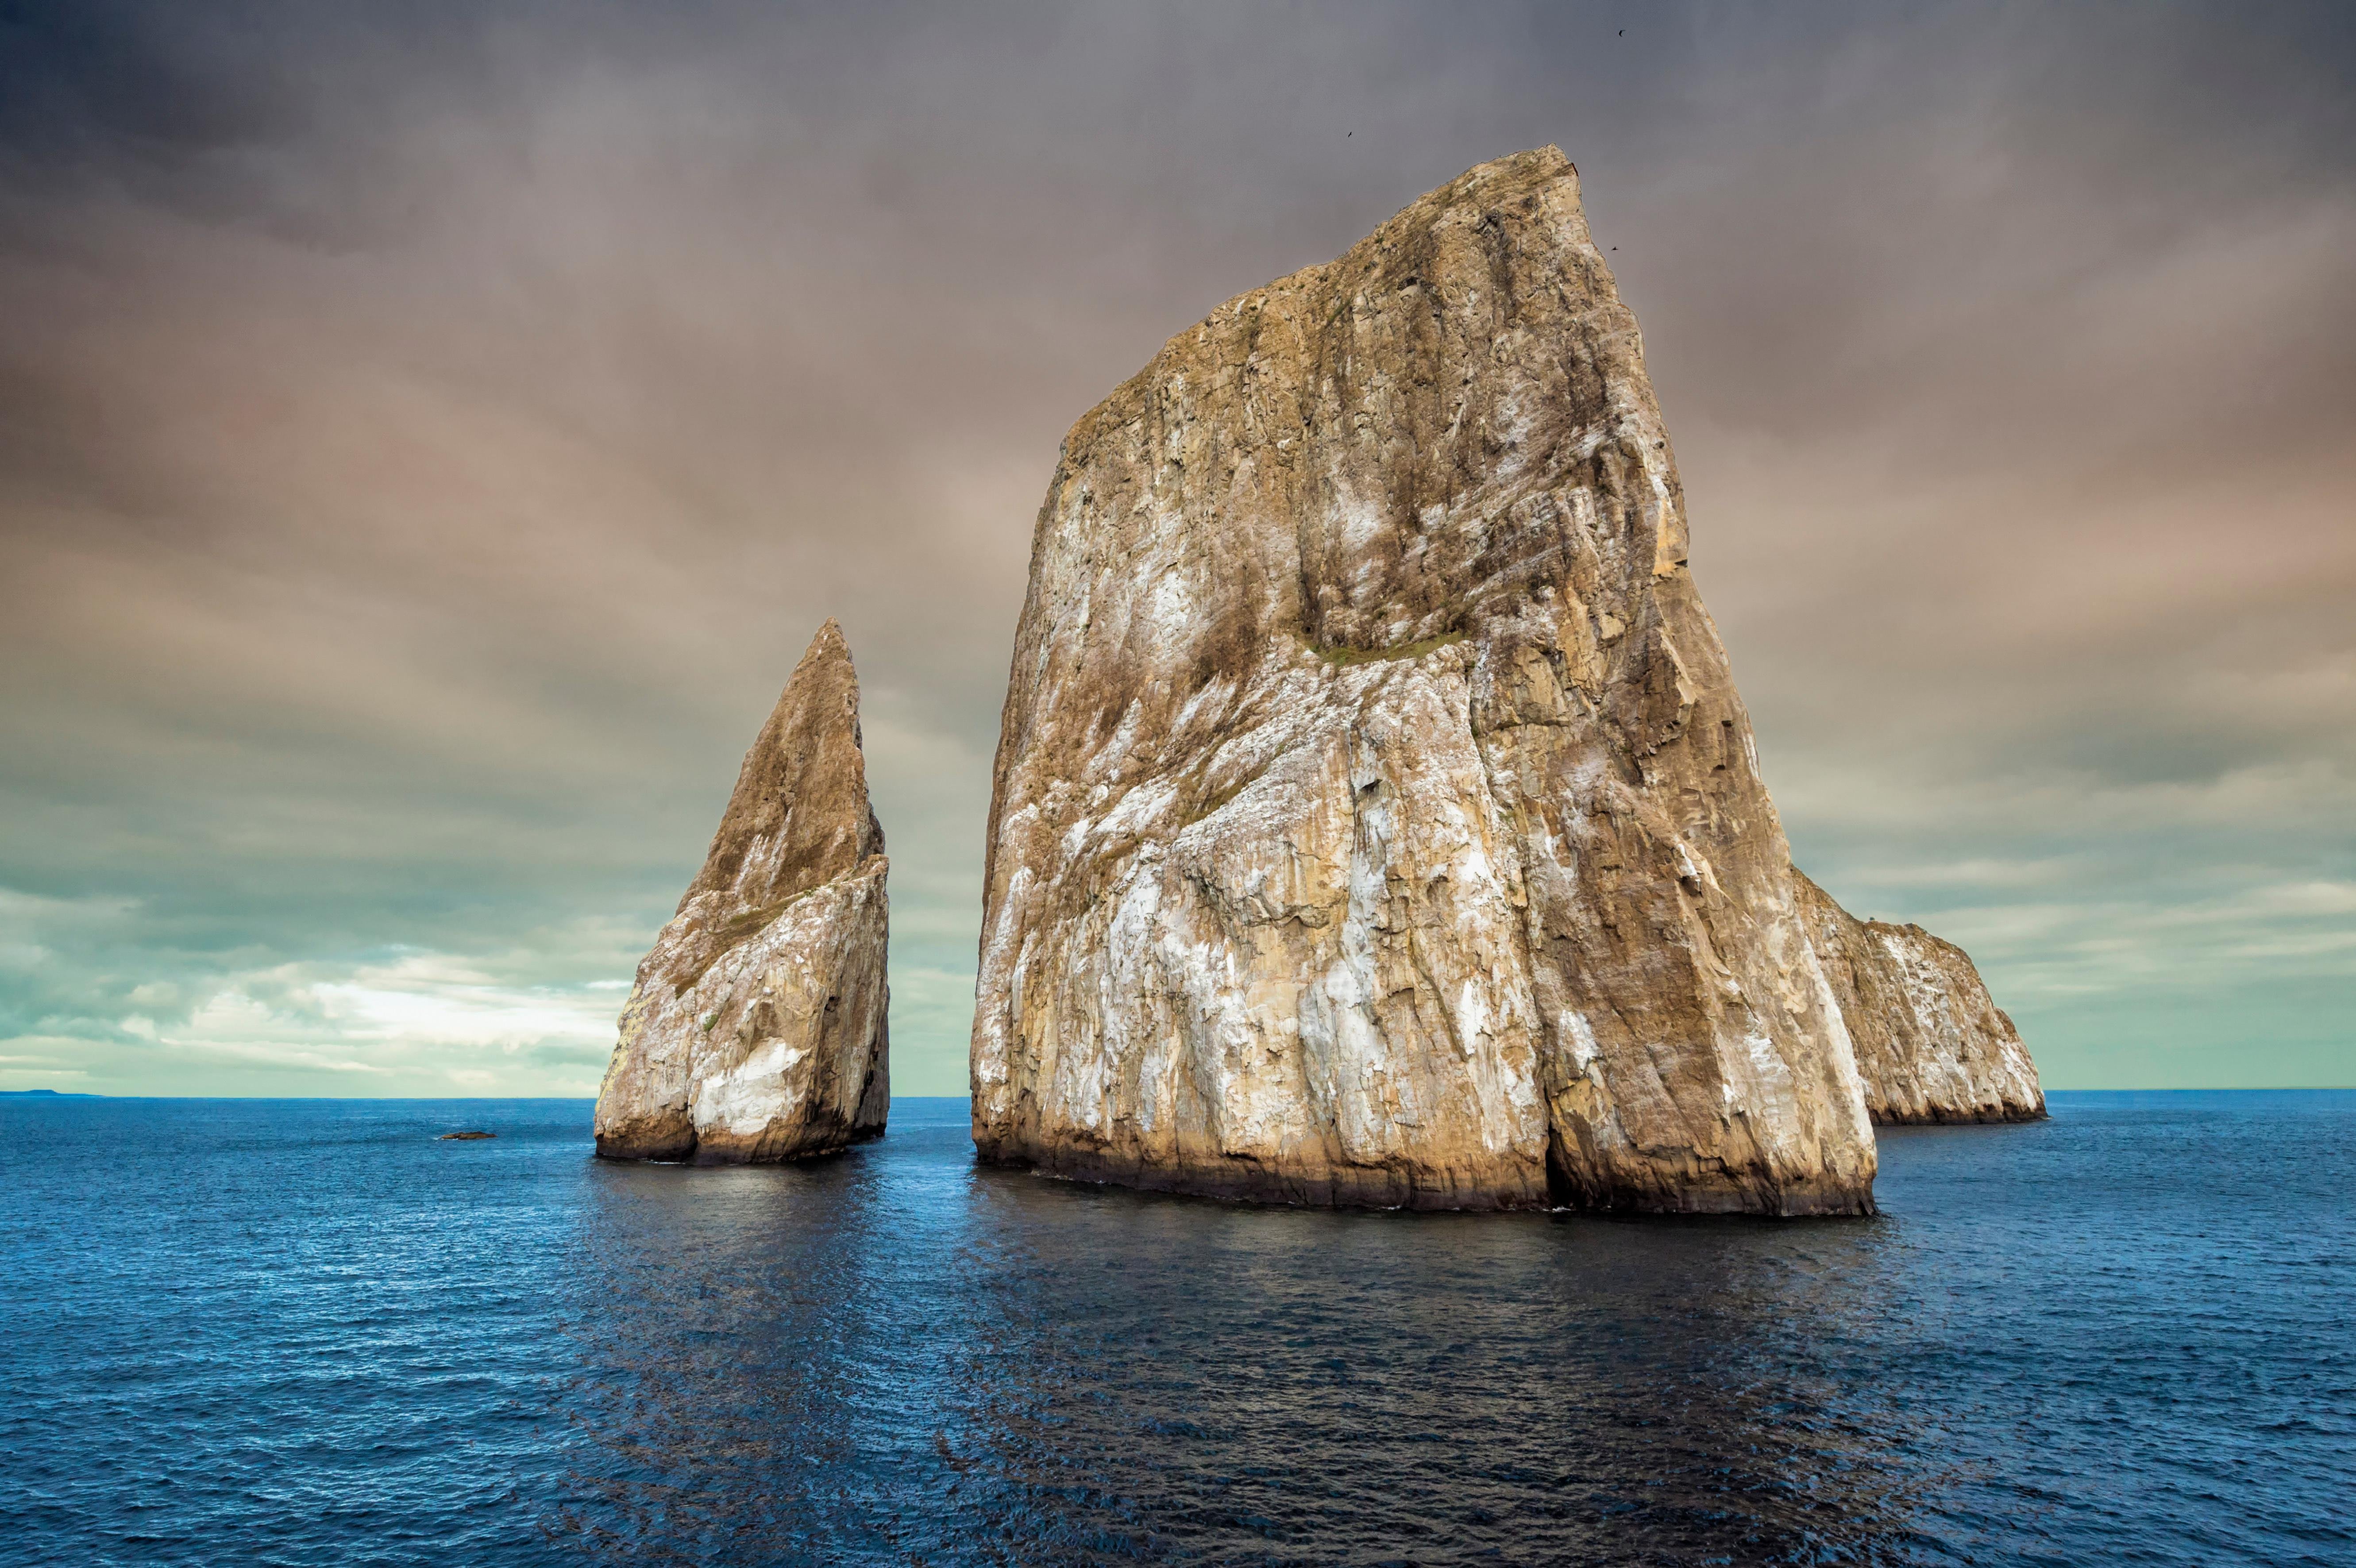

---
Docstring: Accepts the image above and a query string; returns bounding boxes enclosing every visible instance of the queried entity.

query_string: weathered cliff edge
[595,620,890,1162]
[1792,871,2045,1125]
[970,148,1878,1214]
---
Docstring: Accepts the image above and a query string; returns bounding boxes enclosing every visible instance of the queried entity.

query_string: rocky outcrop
[1791,870,2044,1125]
[969,148,1878,1214]
[595,620,890,1163]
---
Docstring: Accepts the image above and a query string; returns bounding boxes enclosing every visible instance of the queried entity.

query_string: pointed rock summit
[971,147,1881,1213]
[1792,871,2044,1124]
[595,620,890,1162]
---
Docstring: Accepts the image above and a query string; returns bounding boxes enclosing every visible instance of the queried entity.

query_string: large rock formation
[1791,870,2045,1124]
[595,620,890,1163]
[970,148,1878,1214]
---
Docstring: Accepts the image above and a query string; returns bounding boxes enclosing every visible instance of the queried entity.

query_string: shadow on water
[549,1108,1949,1566]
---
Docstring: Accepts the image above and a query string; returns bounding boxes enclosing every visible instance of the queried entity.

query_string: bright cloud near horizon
[2,1,2351,1098]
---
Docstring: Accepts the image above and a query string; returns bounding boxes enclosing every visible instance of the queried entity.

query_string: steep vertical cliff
[1791,870,2044,1124]
[595,620,890,1162]
[970,148,1877,1213]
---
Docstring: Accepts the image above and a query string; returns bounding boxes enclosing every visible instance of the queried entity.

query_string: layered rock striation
[595,620,890,1163]
[1791,871,2044,1124]
[970,148,1878,1214]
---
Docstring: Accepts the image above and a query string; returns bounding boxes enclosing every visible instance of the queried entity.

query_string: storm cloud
[2,1,2350,1095]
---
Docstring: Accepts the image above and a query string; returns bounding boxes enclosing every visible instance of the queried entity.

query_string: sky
[1,0,2350,1099]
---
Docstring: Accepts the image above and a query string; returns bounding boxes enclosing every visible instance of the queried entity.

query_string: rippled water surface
[3,1092,2350,1566]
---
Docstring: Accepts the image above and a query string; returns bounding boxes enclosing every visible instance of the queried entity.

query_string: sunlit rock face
[1791,870,2045,1125]
[595,620,889,1163]
[970,148,1878,1214]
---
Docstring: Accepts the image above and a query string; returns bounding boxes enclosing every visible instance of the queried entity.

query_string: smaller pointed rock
[594,620,891,1162]
[1792,869,2044,1125]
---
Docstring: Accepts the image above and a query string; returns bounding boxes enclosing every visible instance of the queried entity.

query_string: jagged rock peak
[1792,869,2045,1125]
[970,149,1879,1214]
[594,620,890,1164]
[687,617,883,911]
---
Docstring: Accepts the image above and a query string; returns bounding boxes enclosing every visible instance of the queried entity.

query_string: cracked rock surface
[970,148,1877,1213]
[1793,870,2045,1125]
[595,620,889,1163]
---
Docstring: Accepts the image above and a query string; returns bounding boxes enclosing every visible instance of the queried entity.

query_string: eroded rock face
[970,148,1877,1214]
[1791,870,2044,1125]
[595,620,889,1163]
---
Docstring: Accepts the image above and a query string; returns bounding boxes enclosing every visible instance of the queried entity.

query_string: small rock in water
[592,619,891,1165]
[437,1130,496,1141]
[1790,868,2045,1125]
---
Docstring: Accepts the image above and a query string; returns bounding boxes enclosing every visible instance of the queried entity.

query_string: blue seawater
[1,1091,2349,1566]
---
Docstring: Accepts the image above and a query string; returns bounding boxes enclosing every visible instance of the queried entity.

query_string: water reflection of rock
[545,1111,1959,1563]
[931,1180,1951,1563]
[549,1154,908,1560]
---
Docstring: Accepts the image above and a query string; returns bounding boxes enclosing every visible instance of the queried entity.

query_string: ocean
[2,1090,2348,1566]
